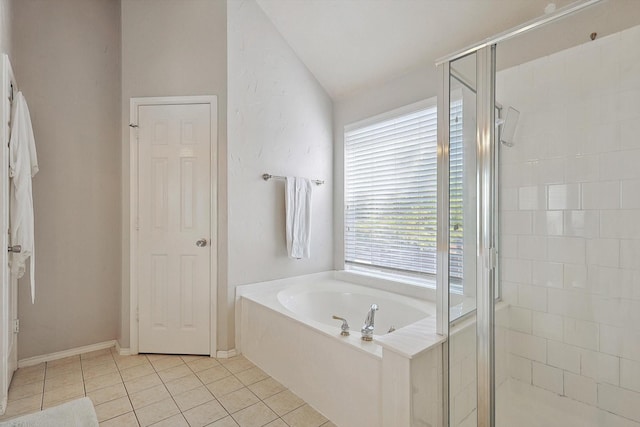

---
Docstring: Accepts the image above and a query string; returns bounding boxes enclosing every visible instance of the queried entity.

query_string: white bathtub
[237,272,443,427]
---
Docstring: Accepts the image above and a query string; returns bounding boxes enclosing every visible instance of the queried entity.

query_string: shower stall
[437,1,640,426]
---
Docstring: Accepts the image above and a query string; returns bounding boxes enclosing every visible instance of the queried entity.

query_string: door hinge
[13,319,19,334]
[135,216,140,231]
[136,307,139,322]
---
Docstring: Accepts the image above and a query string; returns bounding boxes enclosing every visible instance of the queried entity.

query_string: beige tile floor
[0,347,337,427]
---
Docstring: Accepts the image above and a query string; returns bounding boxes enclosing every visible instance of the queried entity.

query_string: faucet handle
[332,315,350,336]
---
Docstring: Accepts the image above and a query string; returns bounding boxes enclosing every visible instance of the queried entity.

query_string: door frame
[129,95,218,356]
[1,54,17,415]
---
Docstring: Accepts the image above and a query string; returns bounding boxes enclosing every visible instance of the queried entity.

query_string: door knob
[196,238,208,247]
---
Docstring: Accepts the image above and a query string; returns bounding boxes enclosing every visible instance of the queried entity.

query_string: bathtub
[236,272,444,427]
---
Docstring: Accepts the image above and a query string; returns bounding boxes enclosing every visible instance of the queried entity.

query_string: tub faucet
[332,315,350,336]
[361,304,378,341]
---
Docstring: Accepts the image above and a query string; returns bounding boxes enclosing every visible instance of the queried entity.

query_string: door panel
[138,103,211,355]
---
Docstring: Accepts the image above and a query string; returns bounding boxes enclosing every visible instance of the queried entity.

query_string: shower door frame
[436,1,605,426]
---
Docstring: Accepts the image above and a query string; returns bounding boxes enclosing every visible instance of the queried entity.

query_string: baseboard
[216,349,237,358]
[115,341,131,356]
[18,340,118,368]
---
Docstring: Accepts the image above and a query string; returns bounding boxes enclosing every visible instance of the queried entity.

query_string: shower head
[499,107,520,147]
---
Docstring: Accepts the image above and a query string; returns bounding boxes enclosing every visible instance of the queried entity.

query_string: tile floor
[0,347,336,427]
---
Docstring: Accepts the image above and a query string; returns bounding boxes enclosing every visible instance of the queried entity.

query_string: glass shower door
[447,51,479,427]
[441,45,497,427]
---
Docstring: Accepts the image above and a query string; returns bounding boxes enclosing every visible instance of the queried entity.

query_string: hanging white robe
[9,91,38,303]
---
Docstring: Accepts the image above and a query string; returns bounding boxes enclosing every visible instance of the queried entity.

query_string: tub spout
[361,304,378,341]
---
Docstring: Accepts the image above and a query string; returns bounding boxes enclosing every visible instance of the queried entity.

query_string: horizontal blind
[449,100,464,280]
[345,106,438,276]
[345,100,465,280]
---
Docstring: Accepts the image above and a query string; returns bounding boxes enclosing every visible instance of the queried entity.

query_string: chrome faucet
[332,315,350,336]
[361,304,378,341]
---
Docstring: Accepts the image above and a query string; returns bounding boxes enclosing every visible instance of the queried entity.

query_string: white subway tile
[563,263,587,289]
[600,210,640,239]
[586,266,636,298]
[548,288,595,323]
[619,28,640,92]
[617,89,640,122]
[502,211,533,236]
[547,340,581,374]
[620,117,640,151]
[501,163,530,187]
[533,211,563,236]
[600,324,640,362]
[620,239,640,270]
[532,312,563,341]
[531,261,563,288]
[621,358,640,393]
[588,121,620,153]
[586,238,620,268]
[566,154,599,183]
[600,149,640,181]
[502,258,532,284]
[517,236,547,261]
[621,179,640,209]
[564,318,599,351]
[581,181,621,210]
[532,158,565,185]
[518,186,546,211]
[501,187,518,211]
[500,236,518,258]
[581,348,620,385]
[564,372,597,406]
[548,183,581,210]
[563,210,599,239]
[508,354,532,384]
[518,284,547,312]
[508,330,547,363]
[532,362,563,394]
[501,281,519,304]
[509,307,532,334]
[547,237,586,264]
[598,383,640,423]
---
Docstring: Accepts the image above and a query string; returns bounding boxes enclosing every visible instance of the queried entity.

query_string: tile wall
[498,24,640,423]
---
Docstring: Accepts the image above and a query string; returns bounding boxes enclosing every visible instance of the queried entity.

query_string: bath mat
[0,397,98,427]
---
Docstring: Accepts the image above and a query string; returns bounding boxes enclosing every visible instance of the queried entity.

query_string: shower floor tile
[0,347,336,427]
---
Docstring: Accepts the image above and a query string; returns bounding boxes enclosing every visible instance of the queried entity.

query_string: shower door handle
[196,238,208,247]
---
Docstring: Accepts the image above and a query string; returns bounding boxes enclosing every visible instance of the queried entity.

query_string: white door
[137,101,214,355]
[1,54,17,413]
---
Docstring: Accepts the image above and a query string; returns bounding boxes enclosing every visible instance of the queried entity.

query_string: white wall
[0,0,12,57]
[120,0,228,350]
[12,0,121,359]
[333,64,437,268]
[498,24,640,422]
[227,0,333,347]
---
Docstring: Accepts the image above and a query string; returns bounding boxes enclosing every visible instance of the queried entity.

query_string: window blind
[344,100,464,280]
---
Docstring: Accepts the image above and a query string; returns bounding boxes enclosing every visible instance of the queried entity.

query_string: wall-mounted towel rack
[262,173,324,186]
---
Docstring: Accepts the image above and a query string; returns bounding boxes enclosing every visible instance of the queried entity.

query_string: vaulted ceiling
[256,0,640,100]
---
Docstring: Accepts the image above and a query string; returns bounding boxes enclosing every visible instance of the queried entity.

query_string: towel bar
[262,173,324,186]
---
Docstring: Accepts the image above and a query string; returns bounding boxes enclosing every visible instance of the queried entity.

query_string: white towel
[9,91,38,303]
[285,177,312,259]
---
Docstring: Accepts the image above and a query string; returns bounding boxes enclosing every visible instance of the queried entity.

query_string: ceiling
[255,0,639,100]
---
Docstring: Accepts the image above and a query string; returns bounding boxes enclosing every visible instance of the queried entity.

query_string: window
[344,99,463,284]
